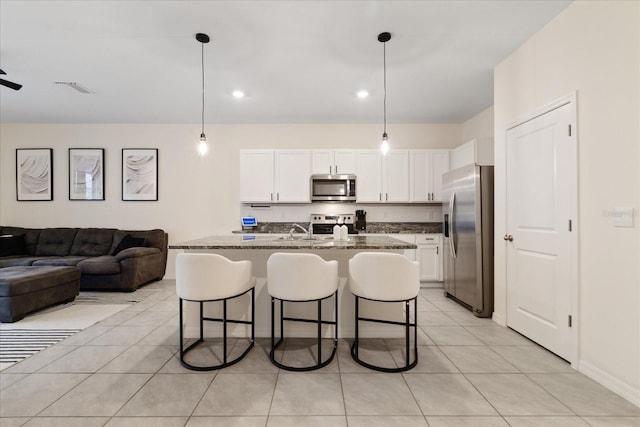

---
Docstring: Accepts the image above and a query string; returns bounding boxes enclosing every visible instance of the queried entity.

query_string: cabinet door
[410,150,429,202]
[275,150,311,202]
[311,150,333,174]
[430,150,450,202]
[417,244,441,281]
[356,150,383,202]
[334,150,356,174]
[239,150,274,202]
[383,150,409,202]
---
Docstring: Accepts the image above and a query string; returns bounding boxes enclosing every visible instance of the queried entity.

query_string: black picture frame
[16,148,54,201]
[69,148,105,200]
[122,148,158,201]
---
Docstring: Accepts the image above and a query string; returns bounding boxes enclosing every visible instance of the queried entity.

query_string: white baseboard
[492,312,506,326]
[579,359,640,408]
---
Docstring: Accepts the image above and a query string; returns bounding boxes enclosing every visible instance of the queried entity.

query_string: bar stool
[267,252,339,371]
[348,252,419,372]
[176,253,256,371]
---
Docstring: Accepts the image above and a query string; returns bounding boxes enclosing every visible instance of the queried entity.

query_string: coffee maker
[355,210,366,231]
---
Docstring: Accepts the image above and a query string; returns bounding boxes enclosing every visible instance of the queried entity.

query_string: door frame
[505,92,580,368]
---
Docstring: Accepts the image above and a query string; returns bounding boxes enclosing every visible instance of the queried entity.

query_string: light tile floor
[1,280,638,426]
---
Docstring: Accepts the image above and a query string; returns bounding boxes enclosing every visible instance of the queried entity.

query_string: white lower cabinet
[415,234,443,286]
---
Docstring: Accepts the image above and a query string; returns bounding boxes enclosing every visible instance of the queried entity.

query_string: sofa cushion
[111,229,165,253]
[1,227,41,255]
[0,256,56,268]
[77,256,121,275]
[32,256,90,267]
[35,228,78,256]
[0,266,80,297]
[0,235,28,257]
[111,234,146,255]
[70,228,116,256]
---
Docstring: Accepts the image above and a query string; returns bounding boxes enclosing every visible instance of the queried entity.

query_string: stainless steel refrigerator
[442,164,494,317]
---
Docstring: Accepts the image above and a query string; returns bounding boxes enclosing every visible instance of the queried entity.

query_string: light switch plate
[613,207,634,227]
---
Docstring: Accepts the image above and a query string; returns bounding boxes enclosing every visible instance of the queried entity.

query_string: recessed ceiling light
[356,90,369,99]
[232,90,245,99]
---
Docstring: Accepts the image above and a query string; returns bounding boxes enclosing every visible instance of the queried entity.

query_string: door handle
[503,234,513,241]
[449,192,457,259]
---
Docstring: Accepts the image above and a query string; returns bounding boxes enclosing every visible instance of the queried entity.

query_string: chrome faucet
[290,223,312,239]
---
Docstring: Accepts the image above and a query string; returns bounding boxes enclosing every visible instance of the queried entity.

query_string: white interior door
[506,102,575,361]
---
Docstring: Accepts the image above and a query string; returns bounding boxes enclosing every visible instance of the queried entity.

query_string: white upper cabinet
[311,149,356,175]
[355,150,409,203]
[239,149,274,202]
[355,150,384,202]
[275,150,311,202]
[451,138,494,169]
[384,150,410,202]
[240,149,310,203]
[410,149,450,202]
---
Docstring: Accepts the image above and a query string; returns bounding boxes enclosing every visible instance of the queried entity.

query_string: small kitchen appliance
[310,213,357,235]
[355,209,366,231]
[241,216,257,232]
[310,175,357,202]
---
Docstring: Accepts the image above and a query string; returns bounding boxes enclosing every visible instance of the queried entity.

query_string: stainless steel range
[310,213,357,235]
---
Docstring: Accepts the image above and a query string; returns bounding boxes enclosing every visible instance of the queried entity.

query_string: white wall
[0,122,461,277]
[494,1,640,405]
[462,105,494,141]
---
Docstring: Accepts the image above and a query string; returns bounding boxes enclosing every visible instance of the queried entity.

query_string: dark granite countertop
[169,234,417,250]
[232,222,442,235]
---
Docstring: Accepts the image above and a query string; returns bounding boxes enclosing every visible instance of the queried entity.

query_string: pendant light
[378,32,391,155]
[196,32,210,156]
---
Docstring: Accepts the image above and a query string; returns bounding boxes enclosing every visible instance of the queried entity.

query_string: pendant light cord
[201,41,205,136]
[383,40,387,135]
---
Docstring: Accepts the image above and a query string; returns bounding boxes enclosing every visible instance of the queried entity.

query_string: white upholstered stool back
[349,252,419,301]
[267,252,338,301]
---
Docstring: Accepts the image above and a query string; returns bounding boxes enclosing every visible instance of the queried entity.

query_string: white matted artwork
[122,148,158,201]
[16,148,54,201]
[69,148,105,200]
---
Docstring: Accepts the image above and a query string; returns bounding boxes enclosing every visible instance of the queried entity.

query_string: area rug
[0,329,81,366]
[0,290,148,370]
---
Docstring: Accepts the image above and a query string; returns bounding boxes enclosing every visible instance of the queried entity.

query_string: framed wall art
[16,148,54,201]
[69,148,105,200]
[122,148,158,201]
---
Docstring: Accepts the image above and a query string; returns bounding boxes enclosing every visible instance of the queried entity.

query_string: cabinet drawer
[416,234,442,245]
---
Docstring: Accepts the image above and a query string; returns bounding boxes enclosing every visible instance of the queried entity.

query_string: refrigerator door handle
[449,191,457,259]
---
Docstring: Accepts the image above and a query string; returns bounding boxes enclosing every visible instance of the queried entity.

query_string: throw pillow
[111,234,146,255]
[0,234,28,257]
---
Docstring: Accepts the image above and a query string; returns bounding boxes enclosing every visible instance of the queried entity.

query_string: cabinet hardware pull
[386,193,388,201]
[329,165,332,174]
[277,193,280,201]
[335,166,338,174]
[379,193,382,201]
[270,193,273,201]
[436,246,438,255]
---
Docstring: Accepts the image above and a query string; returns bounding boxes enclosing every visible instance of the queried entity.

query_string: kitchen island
[169,234,417,338]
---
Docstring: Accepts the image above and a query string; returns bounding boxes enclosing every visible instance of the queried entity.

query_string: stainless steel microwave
[310,174,357,202]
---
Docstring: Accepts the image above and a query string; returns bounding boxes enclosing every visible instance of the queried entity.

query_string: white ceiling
[0,0,571,124]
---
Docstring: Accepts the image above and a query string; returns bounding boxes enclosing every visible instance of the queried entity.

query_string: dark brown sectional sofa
[0,227,168,292]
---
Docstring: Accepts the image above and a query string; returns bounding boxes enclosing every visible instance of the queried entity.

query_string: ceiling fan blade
[0,69,6,75]
[0,78,22,90]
